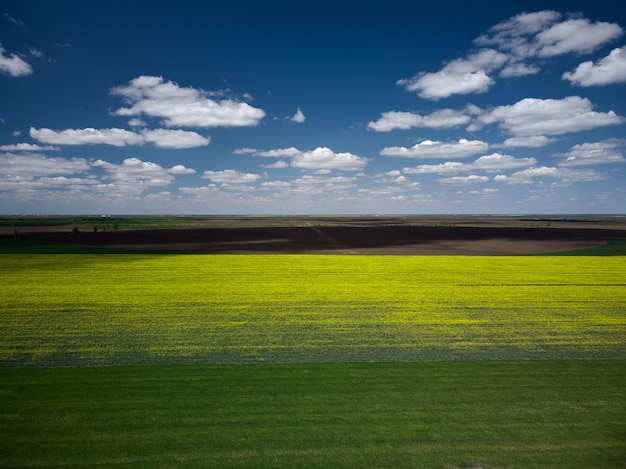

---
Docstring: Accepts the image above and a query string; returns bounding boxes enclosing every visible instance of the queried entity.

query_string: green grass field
[1,361,624,468]
[1,252,625,467]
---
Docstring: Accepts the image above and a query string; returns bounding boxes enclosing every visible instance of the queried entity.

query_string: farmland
[1,255,624,366]
[1,218,625,468]
[2,360,624,468]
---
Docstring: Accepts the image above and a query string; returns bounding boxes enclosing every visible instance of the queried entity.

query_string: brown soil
[9,216,624,255]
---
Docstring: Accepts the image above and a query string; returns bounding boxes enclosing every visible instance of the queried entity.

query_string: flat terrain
[3,215,626,254]
[1,215,625,467]
[2,361,624,468]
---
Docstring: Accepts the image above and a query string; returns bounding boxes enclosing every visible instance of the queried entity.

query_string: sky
[1,0,626,215]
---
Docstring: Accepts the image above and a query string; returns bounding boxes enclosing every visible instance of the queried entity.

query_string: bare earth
[6,216,625,255]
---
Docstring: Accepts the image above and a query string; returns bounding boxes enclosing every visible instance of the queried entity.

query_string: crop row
[1,254,624,366]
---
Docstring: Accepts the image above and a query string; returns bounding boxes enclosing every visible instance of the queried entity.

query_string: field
[1,217,625,467]
[1,255,625,366]
[2,361,624,468]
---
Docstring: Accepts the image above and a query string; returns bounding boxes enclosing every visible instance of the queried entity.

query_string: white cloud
[261,160,289,169]
[261,180,292,188]
[403,162,470,174]
[93,157,176,187]
[0,143,59,151]
[555,140,626,166]
[254,147,302,158]
[112,76,265,128]
[248,146,367,171]
[475,11,623,59]
[397,49,509,99]
[499,136,557,148]
[438,175,489,185]
[563,46,626,86]
[289,108,306,123]
[381,138,489,158]
[368,109,470,131]
[399,11,623,100]
[475,11,563,54]
[128,118,147,127]
[499,62,540,78]
[292,174,357,192]
[31,127,143,146]
[0,152,89,177]
[202,169,262,184]
[500,166,611,184]
[474,96,622,137]
[232,148,259,155]
[472,153,537,171]
[368,111,422,131]
[30,127,209,149]
[535,18,623,57]
[402,153,535,174]
[0,44,33,77]
[169,164,197,175]
[141,129,210,149]
[291,147,367,171]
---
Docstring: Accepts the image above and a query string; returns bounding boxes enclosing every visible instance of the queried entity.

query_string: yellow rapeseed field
[1,254,624,365]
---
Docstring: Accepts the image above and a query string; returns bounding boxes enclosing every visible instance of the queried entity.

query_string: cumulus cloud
[0,153,196,201]
[0,152,89,177]
[289,108,306,123]
[403,162,470,174]
[475,10,563,52]
[261,160,289,169]
[368,109,471,131]
[0,143,59,152]
[473,96,622,137]
[380,138,489,158]
[169,164,197,175]
[498,166,610,184]
[563,46,626,86]
[247,146,367,171]
[30,127,210,149]
[140,129,210,149]
[254,147,302,158]
[202,169,262,184]
[397,49,509,99]
[555,140,626,166]
[534,18,623,57]
[402,153,535,174]
[0,44,33,77]
[292,147,367,171]
[232,147,259,155]
[399,11,623,99]
[472,153,537,171]
[111,76,265,128]
[292,174,357,192]
[93,157,176,187]
[499,136,557,148]
[438,175,489,185]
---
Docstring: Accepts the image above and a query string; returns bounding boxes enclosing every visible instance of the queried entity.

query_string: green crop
[1,360,625,469]
[1,254,624,366]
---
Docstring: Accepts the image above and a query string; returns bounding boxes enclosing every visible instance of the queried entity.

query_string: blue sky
[1,0,626,215]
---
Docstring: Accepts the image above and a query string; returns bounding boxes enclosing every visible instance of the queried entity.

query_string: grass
[1,254,624,366]
[1,360,624,468]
